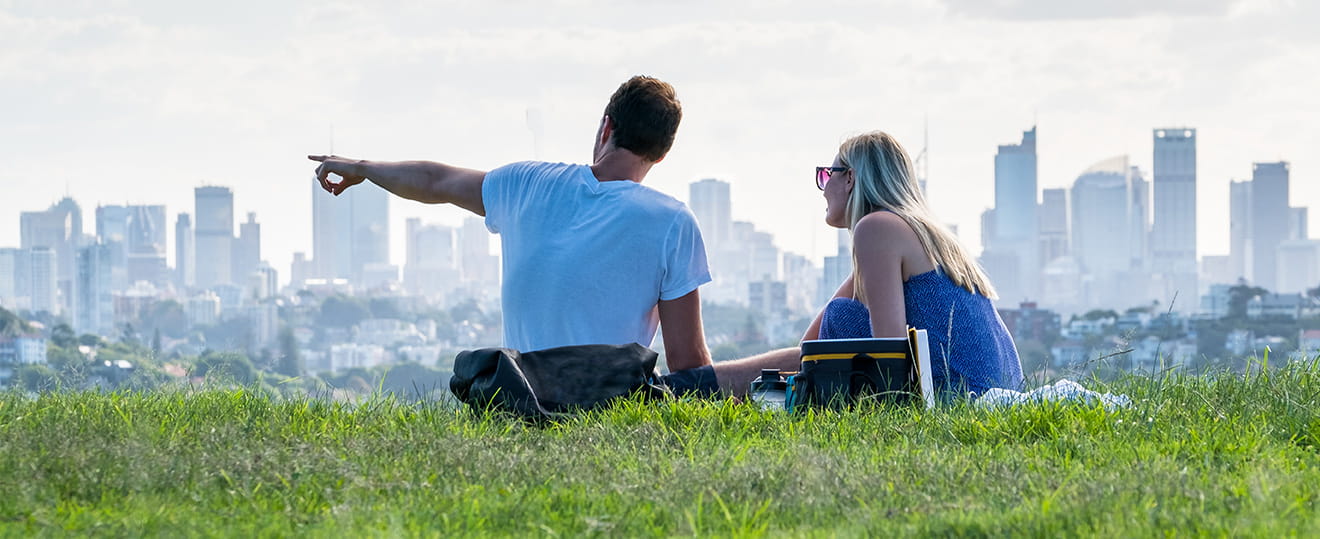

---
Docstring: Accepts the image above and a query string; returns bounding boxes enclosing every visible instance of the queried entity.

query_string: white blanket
[976,379,1132,411]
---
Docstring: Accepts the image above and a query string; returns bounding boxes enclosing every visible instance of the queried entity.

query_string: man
[310,75,719,393]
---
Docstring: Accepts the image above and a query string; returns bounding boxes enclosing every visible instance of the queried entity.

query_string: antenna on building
[913,114,929,198]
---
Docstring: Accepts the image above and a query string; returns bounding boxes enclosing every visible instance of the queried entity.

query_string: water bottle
[750,369,788,411]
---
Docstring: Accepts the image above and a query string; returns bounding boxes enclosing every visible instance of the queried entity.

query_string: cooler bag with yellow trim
[785,328,932,411]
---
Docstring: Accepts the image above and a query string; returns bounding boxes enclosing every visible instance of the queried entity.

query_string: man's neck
[590,148,654,184]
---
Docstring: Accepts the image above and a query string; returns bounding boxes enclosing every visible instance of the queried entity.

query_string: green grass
[2,363,1319,537]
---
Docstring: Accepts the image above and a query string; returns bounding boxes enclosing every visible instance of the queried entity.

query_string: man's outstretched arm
[309,155,487,216]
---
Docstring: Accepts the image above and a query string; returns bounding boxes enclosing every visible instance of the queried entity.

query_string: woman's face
[822,154,852,229]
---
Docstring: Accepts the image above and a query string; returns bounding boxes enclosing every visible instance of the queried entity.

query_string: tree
[50,323,77,349]
[193,351,256,385]
[140,300,188,339]
[17,364,59,392]
[1080,309,1119,322]
[276,327,303,378]
[369,297,403,320]
[0,307,35,338]
[1227,282,1269,320]
[318,295,370,328]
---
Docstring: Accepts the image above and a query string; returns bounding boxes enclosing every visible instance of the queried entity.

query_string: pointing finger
[308,155,326,162]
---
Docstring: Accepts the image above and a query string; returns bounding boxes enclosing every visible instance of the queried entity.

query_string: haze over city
[4,0,1319,278]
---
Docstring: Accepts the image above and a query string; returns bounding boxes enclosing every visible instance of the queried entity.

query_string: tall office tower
[689,178,731,249]
[989,126,1039,302]
[689,178,738,303]
[1070,156,1147,309]
[20,197,83,314]
[311,179,389,284]
[95,205,133,290]
[1150,128,1198,310]
[348,186,389,285]
[1289,207,1308,240]
[1228,180,1251,283]
[405,218,459,298]
[979,208,997,252]
[194,186,235,290]
[175,213,195,289]
[28,247,56,314]
[312,178,350,280]
[1038,188,1069,266]
[125,205,167,254]
[781,252,819,314]
[95,205,132,244]
[1249,162,1290,291]
[1128,166,1151,272]
[74,242,114,336]
[460,217,499,288]
[819,228,852,305]
[124,205,168,286]
[233,212,261,289]
[288,252,311,290]
[249,263,279,300]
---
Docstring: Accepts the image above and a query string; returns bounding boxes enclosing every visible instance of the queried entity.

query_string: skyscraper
[1070,156,1148,309]
[1228,180,1251,283]
[689,179,731,249]
[194,186,234,290]
[175,213,195,289]
[689,178,739,303]
[1038,188,1069,267]
[1249,162,1290,291]
[20,197,82,313]
[311,179,389,285]
[1151,128,1197,310]
[348,186,389,284]
[125,205,168,287]
[405,218,459,299]
[29,247,57,315]
[234,212,261,290]
[96,204,169,290]
[75,242,114,336]
[987,126,1039,302]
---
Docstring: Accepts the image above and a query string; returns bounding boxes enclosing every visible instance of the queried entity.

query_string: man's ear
[599,115,614,146]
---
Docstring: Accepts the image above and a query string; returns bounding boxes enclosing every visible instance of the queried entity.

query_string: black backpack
[449,343,673,420]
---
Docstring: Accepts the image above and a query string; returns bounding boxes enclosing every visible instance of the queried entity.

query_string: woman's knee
[820,297,872,339]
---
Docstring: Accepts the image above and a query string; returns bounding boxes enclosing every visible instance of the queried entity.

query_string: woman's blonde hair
[840,131,998,300]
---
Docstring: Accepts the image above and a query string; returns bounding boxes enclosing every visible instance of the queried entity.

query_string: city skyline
[2,1,1319,278]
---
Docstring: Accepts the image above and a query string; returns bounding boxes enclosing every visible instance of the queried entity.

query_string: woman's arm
[851,212,915,338]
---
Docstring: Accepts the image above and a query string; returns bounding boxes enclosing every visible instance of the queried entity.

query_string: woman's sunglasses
[815,166,849,190]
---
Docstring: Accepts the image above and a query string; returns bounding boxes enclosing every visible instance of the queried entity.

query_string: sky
[3,0,1318,284]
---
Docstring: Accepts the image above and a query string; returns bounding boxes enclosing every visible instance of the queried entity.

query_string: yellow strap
[801,352,908,362]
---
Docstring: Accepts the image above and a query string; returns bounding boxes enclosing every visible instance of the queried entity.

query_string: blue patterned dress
[818,267,1024,396]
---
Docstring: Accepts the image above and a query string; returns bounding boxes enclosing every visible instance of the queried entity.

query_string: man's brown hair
[603,76,682,162]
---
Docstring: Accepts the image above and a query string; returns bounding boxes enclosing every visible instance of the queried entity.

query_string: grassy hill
[2,363,1318,536]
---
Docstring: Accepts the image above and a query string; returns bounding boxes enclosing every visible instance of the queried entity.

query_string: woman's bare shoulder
[852,211,918,246]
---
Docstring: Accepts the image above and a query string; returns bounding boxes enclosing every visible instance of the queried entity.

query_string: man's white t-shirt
[483,161,711,352]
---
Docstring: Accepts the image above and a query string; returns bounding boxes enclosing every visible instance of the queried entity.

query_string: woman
[803,131,1023,396]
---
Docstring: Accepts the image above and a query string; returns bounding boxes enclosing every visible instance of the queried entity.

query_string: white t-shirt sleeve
[660,208,712,301]
[482,161,542,234]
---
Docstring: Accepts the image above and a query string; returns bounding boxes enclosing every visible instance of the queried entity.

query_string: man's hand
[309,155,367,196]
